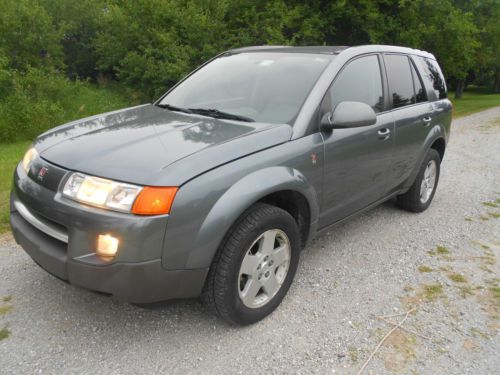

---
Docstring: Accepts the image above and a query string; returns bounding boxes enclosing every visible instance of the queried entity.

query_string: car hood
[35,104,292,186]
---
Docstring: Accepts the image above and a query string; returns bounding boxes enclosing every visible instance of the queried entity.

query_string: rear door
[319,54,395,227]
[383,54,434,191]
[415,56,452,139]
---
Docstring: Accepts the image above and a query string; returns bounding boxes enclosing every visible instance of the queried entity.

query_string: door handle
[423,116,432,126]
[377,128,391,140]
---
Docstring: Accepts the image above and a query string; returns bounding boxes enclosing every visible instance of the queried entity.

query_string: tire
[396,149,441,213]
[203,203,301,325]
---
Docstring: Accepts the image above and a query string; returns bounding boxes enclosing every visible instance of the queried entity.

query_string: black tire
[396,149,441,212]
[202,203,301,325]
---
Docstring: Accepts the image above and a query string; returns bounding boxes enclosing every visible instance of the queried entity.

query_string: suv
[10,45,451,325]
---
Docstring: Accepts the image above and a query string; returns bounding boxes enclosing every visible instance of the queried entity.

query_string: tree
[93,0,228,99]
[39,0,108,80]
[0,0,64,72]
[363,0,479,98]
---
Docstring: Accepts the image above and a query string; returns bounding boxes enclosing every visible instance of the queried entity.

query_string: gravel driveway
[1,107,499,374]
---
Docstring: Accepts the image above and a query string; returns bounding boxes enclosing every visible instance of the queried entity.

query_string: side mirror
[321,101,377,131]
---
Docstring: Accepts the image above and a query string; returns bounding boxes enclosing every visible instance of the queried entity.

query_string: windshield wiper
[156,103,193,114]
[188,108,255,122]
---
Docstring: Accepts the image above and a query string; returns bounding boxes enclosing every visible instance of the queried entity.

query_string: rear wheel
[397,149,441,212]
[203,203,301,325]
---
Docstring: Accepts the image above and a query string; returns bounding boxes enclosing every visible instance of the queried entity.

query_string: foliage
[0,67,134,143]
[0,0,500,142]
[0,141,30,233]
[0,0,64,71]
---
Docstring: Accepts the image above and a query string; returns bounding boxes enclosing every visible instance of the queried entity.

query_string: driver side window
[328,55,384,113]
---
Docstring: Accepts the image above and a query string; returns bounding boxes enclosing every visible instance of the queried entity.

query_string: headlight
[62,173,142,213]
[62,172,178,215]
[22,147,39,174]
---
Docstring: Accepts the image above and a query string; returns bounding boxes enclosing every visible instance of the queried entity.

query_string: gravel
[1,107,499,374]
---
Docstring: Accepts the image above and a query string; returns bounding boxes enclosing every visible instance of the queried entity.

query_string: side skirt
[314,191,403,238]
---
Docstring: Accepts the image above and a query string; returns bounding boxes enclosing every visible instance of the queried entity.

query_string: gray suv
[10,45,451,325]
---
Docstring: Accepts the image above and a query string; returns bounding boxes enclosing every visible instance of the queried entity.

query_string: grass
[490,286,500,314]
[450,87,500,118]
[457,285,475,298]
[448,273,467,283]
[436,245,450,254]
[482,201,499,208]
[418,265,433,273]
[348,346,359,363]
[0,141,30,233]
[0,305,12,315]
[0,326,9,341]
[488,211,500,219]
[422,283,443,301]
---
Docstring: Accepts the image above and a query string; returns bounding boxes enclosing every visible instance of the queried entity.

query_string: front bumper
[10,160,208,303]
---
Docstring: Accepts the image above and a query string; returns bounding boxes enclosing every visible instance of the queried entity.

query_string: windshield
[159,52,333,124]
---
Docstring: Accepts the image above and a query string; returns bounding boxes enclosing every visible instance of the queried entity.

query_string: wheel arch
[257,190,311,248]
[162,166,319,270]
[430,137,446,162]
[402,126,446,191]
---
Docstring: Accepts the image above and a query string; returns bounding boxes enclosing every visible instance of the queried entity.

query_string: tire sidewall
[414,149,441,211]
[225,207,301,324]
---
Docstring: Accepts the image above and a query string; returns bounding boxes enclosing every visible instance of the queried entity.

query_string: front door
[319,54,394,228]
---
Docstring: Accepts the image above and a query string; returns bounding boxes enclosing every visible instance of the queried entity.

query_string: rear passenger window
[329,55,384,113]
[410,61,427,103]
[384,54,414,109]
[421,58,447,100]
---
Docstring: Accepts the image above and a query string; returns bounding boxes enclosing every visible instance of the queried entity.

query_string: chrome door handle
[423,116,432,126]
[377,128,391,140]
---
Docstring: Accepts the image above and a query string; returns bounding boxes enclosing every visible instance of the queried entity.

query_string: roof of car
[228,46,349,55]
[227,45,435,59]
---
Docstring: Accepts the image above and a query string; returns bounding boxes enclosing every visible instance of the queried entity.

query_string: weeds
[422,284,443,301]
[0,326,9,341]
[0,305,12,315]
[436,246,450,254]
[482,201,499,208]
[448,273,467,283]
[418,265,433,273]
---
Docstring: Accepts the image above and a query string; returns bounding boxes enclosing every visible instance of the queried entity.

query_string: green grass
[422,283,443,301]
[0,304,12,315]
[418,265,433,273]
[483,201,499,208]
[0,326,9,341]
[450,88,500,118]
[0,141,30,233]
[436,245,450,255]
[448,273,467,283]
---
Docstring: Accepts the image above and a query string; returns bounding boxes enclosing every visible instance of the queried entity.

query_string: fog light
[97,234,119,257]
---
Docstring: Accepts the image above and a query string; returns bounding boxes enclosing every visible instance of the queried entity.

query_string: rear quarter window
[410,61,427,103]
[418,57,447,100]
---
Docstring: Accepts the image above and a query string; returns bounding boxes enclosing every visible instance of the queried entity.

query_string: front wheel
[203,203,301,325]
[396,149,441,212]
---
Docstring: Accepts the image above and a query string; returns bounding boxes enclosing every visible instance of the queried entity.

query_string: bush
[0,67,134,143]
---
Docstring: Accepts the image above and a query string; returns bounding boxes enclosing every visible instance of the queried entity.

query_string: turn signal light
[132,187,178,215]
